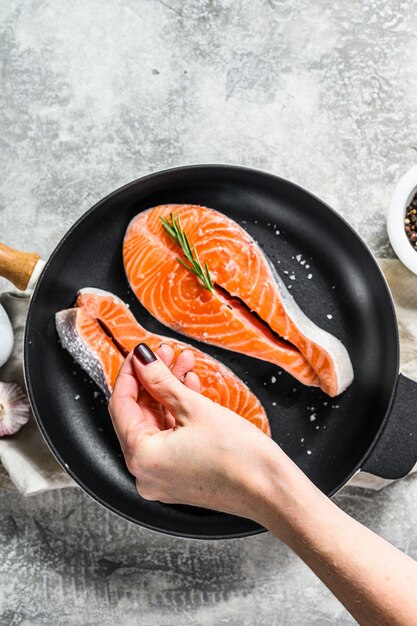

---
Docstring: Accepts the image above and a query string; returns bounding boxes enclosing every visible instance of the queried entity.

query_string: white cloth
[0,292,74,494]
[0,259,416,495]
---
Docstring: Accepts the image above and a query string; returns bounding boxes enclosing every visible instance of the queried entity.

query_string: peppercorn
[404,193,417,250]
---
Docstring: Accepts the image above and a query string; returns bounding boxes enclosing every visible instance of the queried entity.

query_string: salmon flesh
[56,288,271,435]
[123,204,354,396]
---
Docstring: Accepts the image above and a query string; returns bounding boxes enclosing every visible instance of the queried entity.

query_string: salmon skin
[56,288,271,435]
[123,205,354,397]
[55,307,125,397]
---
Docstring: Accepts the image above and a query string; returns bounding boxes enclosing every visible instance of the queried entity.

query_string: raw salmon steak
[56,307,125,397]
[123,205,354,396]
[56,288,271,435]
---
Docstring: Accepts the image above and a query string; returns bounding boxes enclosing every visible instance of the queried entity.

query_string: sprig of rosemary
[160,213,214,293]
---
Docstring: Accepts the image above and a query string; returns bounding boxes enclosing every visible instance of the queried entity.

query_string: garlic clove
[0,381,31,436]
[0,304,14,368]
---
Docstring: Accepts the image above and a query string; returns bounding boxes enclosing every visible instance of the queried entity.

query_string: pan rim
[24,163,400,539]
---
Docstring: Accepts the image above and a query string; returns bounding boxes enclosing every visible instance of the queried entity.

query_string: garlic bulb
[0,304,14,368]
[0,381,31,436]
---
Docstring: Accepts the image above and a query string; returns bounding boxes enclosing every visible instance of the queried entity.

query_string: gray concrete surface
[1,0,417,624]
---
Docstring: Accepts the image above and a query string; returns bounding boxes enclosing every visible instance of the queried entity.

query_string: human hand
[108,343,417,625]
[108,343,417,626]
[108,342,293,523]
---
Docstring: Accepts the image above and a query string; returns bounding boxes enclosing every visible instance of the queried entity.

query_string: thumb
[132,343,195,421]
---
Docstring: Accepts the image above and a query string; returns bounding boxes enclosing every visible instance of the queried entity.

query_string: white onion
[0,304,14,367]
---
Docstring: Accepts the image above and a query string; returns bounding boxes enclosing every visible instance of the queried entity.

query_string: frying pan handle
[361,374,417,479]
[0,243,43,291]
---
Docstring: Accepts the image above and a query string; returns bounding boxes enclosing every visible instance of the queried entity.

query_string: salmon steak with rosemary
[56,288,271,435]
[123,204,354,396]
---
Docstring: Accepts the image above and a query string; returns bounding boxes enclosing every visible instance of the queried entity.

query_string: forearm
[110,344,417,624]
[254,456,417,626]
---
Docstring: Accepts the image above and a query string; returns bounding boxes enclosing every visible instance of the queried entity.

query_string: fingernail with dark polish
[134,343,157,365]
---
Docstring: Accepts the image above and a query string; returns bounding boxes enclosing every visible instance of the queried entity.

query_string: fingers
[154,345,176,431]
[157,345,199,428]
[156,343,175,368]
[132,343,195,421]
[171,349,195,381]
[108,352,158,445]
[110,342,200,442]
[157,345,197,387]
[155,343,200,390]
[184,371,200,393]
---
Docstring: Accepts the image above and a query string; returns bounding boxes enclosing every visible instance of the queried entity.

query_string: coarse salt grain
[307,450,312,455]
[272,401,277,406]
[307,274,313,279]
[75,394,80,400]
[310,414,317,421]
[327,314,333,319]
[271,376,277,383]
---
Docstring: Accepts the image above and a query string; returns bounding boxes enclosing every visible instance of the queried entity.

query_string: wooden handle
[0,243,40,290]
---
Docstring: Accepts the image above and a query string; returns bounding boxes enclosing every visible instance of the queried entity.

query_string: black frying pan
[3,165,417,539]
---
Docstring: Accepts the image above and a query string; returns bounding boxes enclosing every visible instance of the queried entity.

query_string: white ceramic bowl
[387,165,417,275]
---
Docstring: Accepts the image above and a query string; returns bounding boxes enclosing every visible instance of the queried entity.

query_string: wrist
[245,444,332,544]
